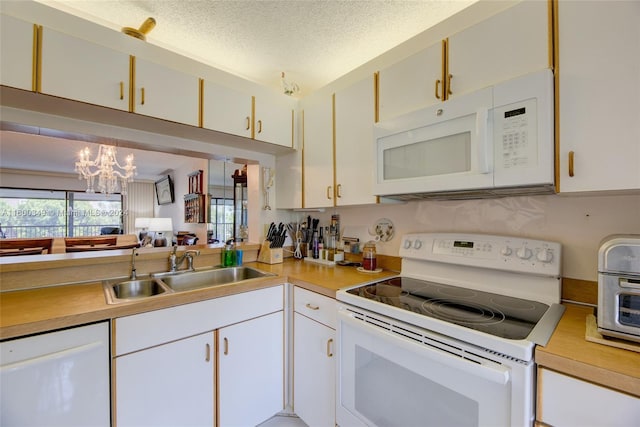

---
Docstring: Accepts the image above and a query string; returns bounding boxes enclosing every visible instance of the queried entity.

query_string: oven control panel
[400,233,561,276]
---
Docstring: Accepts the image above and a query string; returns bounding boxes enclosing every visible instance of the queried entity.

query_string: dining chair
[0,238,54,256]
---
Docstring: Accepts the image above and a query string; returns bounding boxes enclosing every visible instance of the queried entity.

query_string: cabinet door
[537,368,640,426]
[293,312,336,427]
[40,27,130,111]
[448,0,549,98]
[218,311,283,427]
[202,80,252,137]
[558,0,640,192]
[1,14,34,91]
[255,92,296,147]
[276,148,303,209]
[302,92,334,208]
[335,75,377,206]
[134,57,199,126]
[378,42,442,121]
[116,332,214,427]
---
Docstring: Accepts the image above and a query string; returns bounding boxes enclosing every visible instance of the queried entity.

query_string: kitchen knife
[266,222,276,240]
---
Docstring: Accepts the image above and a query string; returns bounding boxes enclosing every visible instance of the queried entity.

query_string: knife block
[257,240,283,264]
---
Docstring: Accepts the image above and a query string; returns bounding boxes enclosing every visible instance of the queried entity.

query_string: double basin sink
[103,266,276,304]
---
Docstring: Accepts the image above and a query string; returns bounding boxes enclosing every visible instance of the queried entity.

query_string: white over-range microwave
[373,69,554,200]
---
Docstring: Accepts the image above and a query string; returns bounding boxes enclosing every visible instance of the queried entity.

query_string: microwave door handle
[475,108,491,174]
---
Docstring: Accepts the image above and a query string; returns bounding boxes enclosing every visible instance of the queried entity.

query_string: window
[0,188,123,238]
[209,197,234,243]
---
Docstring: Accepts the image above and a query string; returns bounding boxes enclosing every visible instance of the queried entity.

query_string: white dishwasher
[1,321,110,427]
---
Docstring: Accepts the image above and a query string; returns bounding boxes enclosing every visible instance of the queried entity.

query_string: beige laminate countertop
[535,303,640,398]
[0,258,397,340]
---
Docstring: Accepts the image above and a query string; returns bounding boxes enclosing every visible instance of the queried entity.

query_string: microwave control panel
[494,98,538,171]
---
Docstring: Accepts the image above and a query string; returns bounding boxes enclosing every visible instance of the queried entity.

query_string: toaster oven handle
[620,278,640,289]
[475,108,491,174]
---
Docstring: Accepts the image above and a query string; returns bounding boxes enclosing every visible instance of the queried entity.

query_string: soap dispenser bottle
[223,239,236,267]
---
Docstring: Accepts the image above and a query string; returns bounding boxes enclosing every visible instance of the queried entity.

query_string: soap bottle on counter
[222,239,236,267]
[362,241,377,271]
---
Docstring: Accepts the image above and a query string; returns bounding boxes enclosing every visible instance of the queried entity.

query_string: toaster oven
[597,235,640,343]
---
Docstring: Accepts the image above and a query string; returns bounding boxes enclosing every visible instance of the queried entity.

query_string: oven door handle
[339,310,511,385]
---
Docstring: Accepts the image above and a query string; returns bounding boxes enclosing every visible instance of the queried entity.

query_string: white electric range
[336,232,564,427]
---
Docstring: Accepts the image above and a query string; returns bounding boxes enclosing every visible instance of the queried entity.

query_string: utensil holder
[257,241,283,264]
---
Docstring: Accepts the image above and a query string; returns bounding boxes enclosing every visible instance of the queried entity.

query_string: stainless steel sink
[159,266,276,292]
[103,278,172,304]
[104,267,275,304]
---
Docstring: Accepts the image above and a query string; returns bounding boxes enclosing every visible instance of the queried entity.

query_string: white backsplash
[293,194,640,281]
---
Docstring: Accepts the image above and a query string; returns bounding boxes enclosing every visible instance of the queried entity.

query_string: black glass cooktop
[346,277,550,340]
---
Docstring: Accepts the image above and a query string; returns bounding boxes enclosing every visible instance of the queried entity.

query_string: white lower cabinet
[219,311,284,426]
[116,332,215,426]
[537,367,640,426]
[293,287,337,427]
[113,285,284,427]
[294,313,336,427]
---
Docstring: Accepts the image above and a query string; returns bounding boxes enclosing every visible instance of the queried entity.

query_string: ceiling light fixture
[281,72,300,96]
[75,145,136,195]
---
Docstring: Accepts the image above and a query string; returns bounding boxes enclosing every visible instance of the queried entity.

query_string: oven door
[337,306,533,427]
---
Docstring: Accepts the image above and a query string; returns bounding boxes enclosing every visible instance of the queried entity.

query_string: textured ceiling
[36,0,477,95]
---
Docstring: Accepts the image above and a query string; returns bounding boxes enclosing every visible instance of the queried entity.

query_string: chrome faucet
[130,248,138,280]
[169,246,200,272]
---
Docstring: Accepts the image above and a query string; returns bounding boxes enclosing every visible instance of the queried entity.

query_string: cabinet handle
[245,116,251,130]
[140,87,145,105]
[447,74,453,95]
[326,338,334,358]
[305,303,320,311]
[336,184,342,198]
[326,186,332,200]
[223,337,229,355]
[257,119,263,134]
[435,79,442,99]
[205,343,211,362]
[568,151,575,177]
[119,81,124,100]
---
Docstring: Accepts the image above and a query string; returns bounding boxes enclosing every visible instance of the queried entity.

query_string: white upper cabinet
[40,27,130,111]
[335,75,377,206]
[132,57,199,126]
[302,92,334,209]
[202,82,295,146]
[255,92,296,147]
[447,0,549,99]
[202,80,252,137]
[378,41,442,121]
[41,28,200,126]
[276,146,303,209]
[1,14,34,91]
[557,0,640,192]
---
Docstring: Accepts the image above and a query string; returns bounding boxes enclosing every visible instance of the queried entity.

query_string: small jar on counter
[362,241,377,271]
